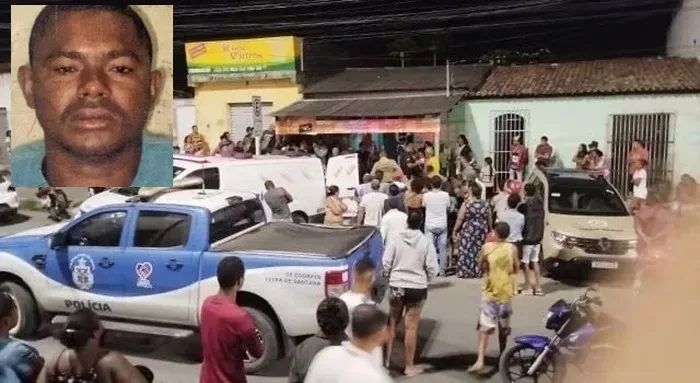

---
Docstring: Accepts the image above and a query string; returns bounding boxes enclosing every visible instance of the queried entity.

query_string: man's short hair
[493,222,510,240]
[374,170,384,181]
[217,256,245,290]
[524,183,536,197]
[316,297,349,337]
[351,304,387,339]
[388,183,400,197]
[386,196,402,211]
[407,211,422,230]
[507,193,521,209]
[29,5,154,65]
[370,179,381,191]
[431,176,443,190]
[355,256,376,276]
[264,180,274,189]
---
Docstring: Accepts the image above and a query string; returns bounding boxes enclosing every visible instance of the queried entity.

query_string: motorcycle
[499,286,622,382]
[36,187,71,222]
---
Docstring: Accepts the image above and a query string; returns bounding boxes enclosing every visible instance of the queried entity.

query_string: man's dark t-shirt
[288,333,346,383]
[200,295,264,383]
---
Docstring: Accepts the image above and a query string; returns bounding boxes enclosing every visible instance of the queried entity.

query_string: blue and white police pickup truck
[0,188,384,373]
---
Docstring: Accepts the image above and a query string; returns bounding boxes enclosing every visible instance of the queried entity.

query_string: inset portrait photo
[10,5,174,187]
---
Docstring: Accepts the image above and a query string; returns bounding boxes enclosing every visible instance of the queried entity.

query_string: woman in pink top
[633,184,674,289]
[628,139,649,193]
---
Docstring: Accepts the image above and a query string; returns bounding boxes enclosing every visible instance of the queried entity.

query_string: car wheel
[1,281,39,338]
[541,258,558,278]
[291,212,308,224]
[243,306,280,375]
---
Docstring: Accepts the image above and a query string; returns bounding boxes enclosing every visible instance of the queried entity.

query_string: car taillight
[325,269,349,297]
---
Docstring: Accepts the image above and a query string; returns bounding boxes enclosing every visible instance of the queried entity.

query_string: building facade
[465,57,700,192]
[273,65,491,156]
[174,97,195,146]
[185,36,304,147]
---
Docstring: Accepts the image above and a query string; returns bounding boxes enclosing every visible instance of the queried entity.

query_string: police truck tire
[1,281,38,338]
[291,212,307,224]
[243,306,279,374]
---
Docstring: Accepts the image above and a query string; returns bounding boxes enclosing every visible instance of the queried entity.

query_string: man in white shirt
[305,304,392,383]
[423,176,453,276]
[358,180,388,227]
[497,194,525,244]
[356,174,374,199]
[491,177,510,221]
[381,198,408,244]
[339,257,383,366]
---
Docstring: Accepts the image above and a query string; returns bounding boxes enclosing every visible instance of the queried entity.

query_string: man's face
[18,10,161,158]
[540,139,547,145]
[192,126,198,133]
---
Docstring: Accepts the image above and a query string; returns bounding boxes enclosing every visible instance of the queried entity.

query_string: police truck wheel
[291,212,307,224]
[0,281,38,338]
[243,306,279,375]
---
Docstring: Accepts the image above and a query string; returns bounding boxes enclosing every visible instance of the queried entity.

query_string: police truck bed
[212,222,376,258]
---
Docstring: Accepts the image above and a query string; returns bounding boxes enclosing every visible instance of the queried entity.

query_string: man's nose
[77,69,110,99]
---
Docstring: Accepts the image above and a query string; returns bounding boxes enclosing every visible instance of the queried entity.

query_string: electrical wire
[172,0,681,44]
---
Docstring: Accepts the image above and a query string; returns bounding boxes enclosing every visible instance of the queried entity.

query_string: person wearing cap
[509,136,528,181]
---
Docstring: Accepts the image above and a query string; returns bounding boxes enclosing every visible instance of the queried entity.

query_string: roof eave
[469,88,700,100]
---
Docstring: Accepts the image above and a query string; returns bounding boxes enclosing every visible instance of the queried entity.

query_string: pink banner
[276,117,440,135]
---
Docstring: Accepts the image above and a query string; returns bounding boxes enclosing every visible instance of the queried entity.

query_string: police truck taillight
[325,269,349,297]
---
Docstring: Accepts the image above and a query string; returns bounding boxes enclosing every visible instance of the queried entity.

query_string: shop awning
[271,95,463,118]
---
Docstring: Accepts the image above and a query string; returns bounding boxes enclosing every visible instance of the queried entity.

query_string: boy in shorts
[468,222,519,374]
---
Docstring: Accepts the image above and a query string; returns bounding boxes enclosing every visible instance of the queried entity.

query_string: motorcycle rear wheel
[499,344,566,383]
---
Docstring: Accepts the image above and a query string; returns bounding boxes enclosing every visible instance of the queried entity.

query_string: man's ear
[17,65,36,110]
[149,69,163,108]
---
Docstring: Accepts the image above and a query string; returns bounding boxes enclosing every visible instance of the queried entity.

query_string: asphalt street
[3,210,637,383]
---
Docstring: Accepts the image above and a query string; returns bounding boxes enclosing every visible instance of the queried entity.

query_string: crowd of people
[2,129,698,382]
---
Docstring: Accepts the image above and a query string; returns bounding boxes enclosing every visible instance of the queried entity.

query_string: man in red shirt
[534,136,553,167]
[200,256,264,383]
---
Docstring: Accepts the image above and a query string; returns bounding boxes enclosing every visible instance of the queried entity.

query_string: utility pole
[400,52,405,68]
[432,47,437,67]
[445,59,450,97]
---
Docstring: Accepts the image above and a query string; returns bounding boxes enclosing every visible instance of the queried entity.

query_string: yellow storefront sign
[185,36,300,78]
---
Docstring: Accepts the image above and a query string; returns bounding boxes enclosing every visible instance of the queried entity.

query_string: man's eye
[55,67,76,74]
[111,66,133,74]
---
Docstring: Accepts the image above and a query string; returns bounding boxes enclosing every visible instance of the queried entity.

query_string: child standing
[468,222,519,374]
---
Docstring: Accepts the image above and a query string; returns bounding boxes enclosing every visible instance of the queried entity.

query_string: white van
[77,153,359,223]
